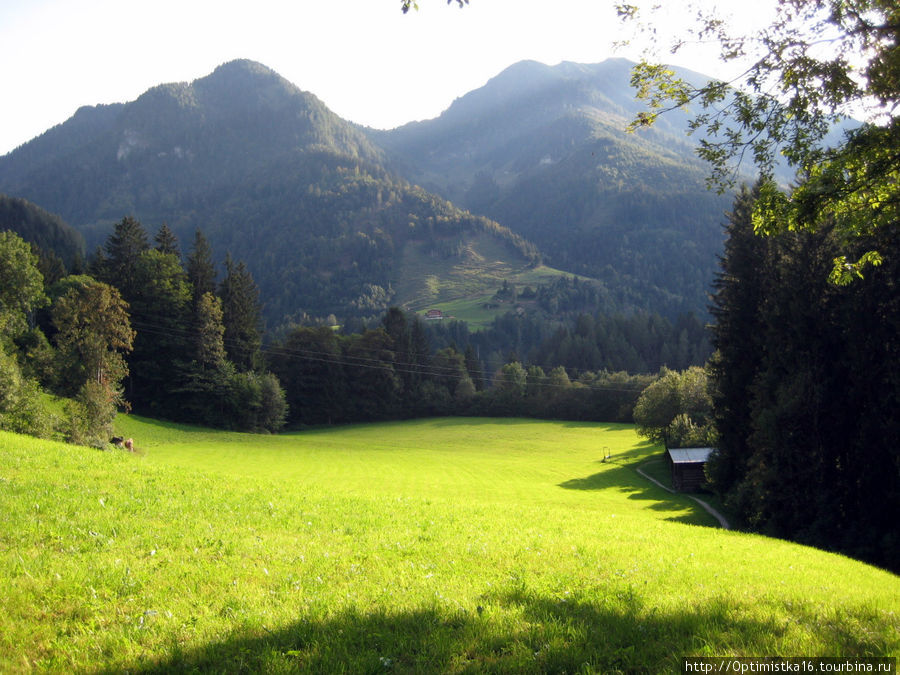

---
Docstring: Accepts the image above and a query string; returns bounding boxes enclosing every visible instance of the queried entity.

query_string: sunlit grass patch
[1,419,897,672]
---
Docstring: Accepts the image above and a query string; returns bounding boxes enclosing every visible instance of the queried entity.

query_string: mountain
[0,58,756,325]
[373,59,735,317]
[0,60,542,323]
[0,194,84,269]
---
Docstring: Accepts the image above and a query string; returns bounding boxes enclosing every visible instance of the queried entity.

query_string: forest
[0,212,711,445]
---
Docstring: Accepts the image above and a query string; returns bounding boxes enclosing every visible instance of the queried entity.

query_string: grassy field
[394,233,587,327]
[1,416,897,673]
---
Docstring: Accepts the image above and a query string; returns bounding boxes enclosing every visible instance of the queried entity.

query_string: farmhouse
[424,309,444,320]
[667,447,715,492]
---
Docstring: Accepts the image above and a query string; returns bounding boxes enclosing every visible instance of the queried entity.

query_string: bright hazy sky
[0,0,777,157]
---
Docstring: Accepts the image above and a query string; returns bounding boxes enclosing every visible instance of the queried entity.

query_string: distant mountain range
[0,58,748,324]
[375,58,738,317]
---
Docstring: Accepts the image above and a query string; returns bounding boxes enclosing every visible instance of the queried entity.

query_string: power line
[125,312,650,393]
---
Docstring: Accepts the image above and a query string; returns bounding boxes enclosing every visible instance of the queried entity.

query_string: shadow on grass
[117,588,893,674]
[558,462,719,527]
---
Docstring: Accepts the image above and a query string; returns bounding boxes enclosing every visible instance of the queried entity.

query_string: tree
[633,367,714,448]
[625,0,899,279]
[186,229,217,307]
[192,292,227,369]
[0,230,47,339]
[51,277,134,444]
[269,326,347,426]
[219,255,263,372]
[154,223,180,257]
[0,347,53,438]
[170,289,234,428]
[93,216,149,299]
[52,278,134,395]
[344,328,400,421]
[126,249,192,413]
[223,371,288,433]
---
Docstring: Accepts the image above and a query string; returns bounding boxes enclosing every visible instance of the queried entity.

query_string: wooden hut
[667,447,715,492]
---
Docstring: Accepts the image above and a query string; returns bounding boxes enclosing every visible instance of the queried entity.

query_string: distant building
[425,309,444,320]
[667,447,715,492]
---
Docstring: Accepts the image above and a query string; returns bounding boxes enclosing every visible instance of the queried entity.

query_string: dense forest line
[706,186,899,571]
[0,210,713,447]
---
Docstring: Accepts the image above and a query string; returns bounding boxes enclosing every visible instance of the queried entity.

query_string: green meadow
[395,232,585,327]
[1,417,897,673]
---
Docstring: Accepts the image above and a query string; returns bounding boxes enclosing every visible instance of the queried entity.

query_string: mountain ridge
[0,57,736,323]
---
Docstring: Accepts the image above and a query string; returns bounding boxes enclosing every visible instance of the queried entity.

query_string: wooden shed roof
[668,447,715,464]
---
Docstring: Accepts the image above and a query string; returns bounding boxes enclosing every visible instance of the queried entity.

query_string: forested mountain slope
[0,58,777,323]
[374,59,735,318]
[0,60,538,323]
[0,194,84,270]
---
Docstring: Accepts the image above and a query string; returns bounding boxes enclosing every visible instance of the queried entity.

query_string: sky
[0,0,778,157]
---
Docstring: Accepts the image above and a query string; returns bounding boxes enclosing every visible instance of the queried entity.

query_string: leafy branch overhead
[623,0,898,282]
[401,0,468,14]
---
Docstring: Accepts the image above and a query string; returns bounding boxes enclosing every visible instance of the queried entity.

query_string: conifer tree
[126,249,191,415]
[219,255,262,372]
[706,184,771,500]
[154,223,180,257]
[186,230,216,306]
[95,216,149,300]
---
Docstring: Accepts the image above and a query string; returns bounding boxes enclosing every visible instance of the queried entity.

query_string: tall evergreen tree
[154,223,180,257]
[186,229,217,307]
[270,326,346,426]
[739,226,839,539]
[706,184,771,500]
[94,216,149,300]
[126,249,192,415]
[219,255,263,372]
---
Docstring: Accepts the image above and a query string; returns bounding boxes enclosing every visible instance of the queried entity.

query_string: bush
[225,371,288,433]
[0,348,54,438]
[65,380,118,447]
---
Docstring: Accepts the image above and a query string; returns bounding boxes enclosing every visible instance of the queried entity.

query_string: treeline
[1,211,713,447]
[0,194,85,283]
[268,307,656,427]
[84,217,287,432]
[0,217,287,447]
[423,307,710,379]
[707,185,900,571]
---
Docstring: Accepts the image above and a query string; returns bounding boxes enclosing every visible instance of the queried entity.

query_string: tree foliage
[708,186,900,571]
[52,277,134,394]
[632,366,715,448]
[0,230,47,338]
[624,0,899,279]
[401,0,468,13]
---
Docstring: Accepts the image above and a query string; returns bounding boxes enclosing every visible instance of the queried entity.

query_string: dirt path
[636,462,731,530]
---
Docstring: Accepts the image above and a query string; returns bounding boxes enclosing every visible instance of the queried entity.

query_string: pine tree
[706,184,771,502]
[95,216,149,301]
[269,326,346,426]
[154,224,180,257]
[186,229,216,307]
[219,255,262,372]
[126,249,191,415]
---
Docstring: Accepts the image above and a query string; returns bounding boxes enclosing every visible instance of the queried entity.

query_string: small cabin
[425,309,444,320]
[667,447,715,492]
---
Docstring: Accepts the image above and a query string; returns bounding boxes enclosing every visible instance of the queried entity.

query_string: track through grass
[1,417,897,672]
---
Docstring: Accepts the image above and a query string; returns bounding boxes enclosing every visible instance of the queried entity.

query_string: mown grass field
[1,417,897,673]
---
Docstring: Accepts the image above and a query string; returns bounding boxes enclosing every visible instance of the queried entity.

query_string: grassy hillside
[1,418,897,672]
[396,233,593,328]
